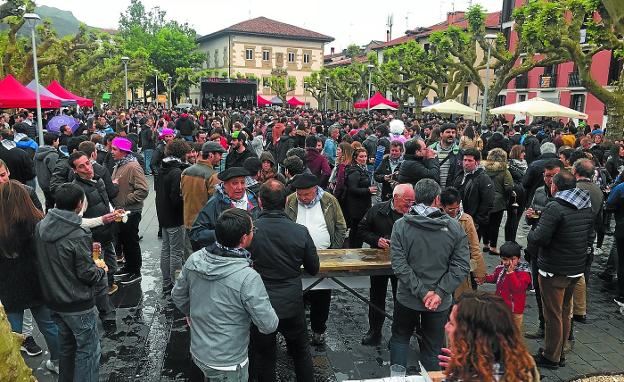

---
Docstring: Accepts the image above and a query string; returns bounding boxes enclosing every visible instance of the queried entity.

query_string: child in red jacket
[485,241,532,331]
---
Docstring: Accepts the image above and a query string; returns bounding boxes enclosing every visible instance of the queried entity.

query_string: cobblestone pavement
[24,184,624,381]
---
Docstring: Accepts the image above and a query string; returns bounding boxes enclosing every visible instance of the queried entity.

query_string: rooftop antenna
[386,14,394,41]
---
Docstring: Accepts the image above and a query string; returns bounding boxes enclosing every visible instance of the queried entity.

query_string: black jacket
[225,147,256,169]
[151,141,166,178]
[156,158,188,228]
[275,135,296,165]
[522,153,562,205]
[374,156,400,201]
[24,184,42,211]
[358,200,403,247]
[34,208,104,313]
[483,132,510,157]
[249,210,319,319]
[72,175,114,243]
[523,135,542,164]
[397,155,440,185]
[140,126,157,150]
[0,143,35,183]
[345,164,372,222]
[0,222,42,312]
[453,167,494,227]
[175,115,195,136]
[49,156,72,194]
[528,190,594,276]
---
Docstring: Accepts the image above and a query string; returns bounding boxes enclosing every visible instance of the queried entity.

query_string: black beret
[217,167,250,181]
[289,173,319,189]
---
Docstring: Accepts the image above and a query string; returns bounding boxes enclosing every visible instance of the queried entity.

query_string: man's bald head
[572,158,595,179]
[392,183,416,214]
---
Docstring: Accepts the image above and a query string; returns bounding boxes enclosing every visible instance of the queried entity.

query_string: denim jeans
[389,301,448,371]
[52,308,101,382]
[250,311,314,382]
[7,305,60,361]
[143,149,154,175]
[161,225,186,288]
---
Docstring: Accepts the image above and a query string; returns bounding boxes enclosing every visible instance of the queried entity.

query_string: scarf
[115,152,137,168]
[389,155,404,172]
[215,241,252,266]
[298,187,325,209]
[1,139,16,150]
[496,260,531,286]
[411,203,440,217]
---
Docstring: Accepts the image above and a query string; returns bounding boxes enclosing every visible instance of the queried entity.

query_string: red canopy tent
[0,75,62,109]
[287,97,305,107]
[354,92,399,109]
[257,95,272,107]
[47,80,94,107]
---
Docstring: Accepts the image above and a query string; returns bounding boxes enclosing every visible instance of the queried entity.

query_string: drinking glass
[390,364,406,380]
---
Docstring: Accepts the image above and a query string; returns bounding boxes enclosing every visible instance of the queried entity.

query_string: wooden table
[303,248,394,321]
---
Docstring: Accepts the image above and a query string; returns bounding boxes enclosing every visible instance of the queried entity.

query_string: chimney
[447,11,466,25]
[386,29,391,42]
[330,47,335,55]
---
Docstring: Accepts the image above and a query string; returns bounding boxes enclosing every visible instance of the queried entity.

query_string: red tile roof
[325,54,369,68]
[198,17,334,43]
[372,11,501,50]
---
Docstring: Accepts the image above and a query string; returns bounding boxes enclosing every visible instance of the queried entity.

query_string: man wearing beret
[285,173,347,345]
[190,167,260,249]
[225,131,256,169]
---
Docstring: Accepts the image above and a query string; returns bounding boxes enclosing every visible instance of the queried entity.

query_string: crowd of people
[0,103,622,381]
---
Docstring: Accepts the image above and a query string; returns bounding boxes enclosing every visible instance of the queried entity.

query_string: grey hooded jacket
[172,245,278,368]
[390,209,470,312]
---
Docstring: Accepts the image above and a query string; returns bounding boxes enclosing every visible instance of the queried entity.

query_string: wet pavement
[25,183,624,381]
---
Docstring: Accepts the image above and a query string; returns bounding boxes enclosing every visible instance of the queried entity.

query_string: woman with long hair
[505,145,528,242]
[482,148,514,255]
[442,291,539,381]
[345,148,377,248]
[459,125,484,151]
[332,142,354,206]
[0,180,60,373]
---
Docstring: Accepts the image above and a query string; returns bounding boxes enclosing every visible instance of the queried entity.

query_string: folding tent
[26,80,77,107]
[257,95,272,106]
[354,92,399,109]
[371,103,397,111]
[0,74,62,109]
[489,97,588,119]
[270,96,284,105]
[47,80,94,107]
[287,97,305,107]
[422,99,479,116]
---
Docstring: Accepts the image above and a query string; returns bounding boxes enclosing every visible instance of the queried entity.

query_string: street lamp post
[481,34,497,125]
[121,56,130,109]
[324,76,329,112]
[303,82,307,107]
[24,13,43,146]
[367,64,375,114]
[155,71,158,107]
[167,76,172,109]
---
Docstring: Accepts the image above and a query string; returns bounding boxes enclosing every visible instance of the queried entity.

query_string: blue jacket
[189,185,260,248]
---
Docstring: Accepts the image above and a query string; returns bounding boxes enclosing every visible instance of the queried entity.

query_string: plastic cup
[390,364,406,378]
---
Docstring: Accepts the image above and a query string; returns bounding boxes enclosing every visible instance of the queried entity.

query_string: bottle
[92,242,102,261]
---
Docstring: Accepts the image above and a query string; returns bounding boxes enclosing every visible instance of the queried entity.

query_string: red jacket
[485,264,532,314]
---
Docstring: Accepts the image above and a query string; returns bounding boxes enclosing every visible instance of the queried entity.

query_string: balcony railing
[515,75,528,89]
[539,74,557,88]
[568,72,582,87]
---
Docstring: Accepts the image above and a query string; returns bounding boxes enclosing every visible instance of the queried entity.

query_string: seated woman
[441,291,539,381]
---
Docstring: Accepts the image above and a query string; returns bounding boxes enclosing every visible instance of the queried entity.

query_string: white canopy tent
[421,99,480,116]
[371,103,397,111]
[489,97,588,119]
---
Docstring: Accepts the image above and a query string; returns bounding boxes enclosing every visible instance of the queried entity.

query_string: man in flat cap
[284,173,347,345]
[181,142,226,251]
[190,166,260,249]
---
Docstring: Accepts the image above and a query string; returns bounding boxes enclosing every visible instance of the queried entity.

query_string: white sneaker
[45,359,59,374]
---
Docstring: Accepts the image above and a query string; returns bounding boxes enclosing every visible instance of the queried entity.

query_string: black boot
[361,329,382,346]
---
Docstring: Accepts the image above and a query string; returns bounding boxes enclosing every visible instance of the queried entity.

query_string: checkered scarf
[410,203,440,217]
[556,188,591,210]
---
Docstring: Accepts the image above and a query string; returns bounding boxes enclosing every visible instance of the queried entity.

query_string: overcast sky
[37,0,502,53]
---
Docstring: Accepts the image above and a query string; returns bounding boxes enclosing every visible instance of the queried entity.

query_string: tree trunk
[606,103,624,141]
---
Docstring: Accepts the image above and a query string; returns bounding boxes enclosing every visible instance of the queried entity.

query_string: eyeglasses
[397,196,415,205]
